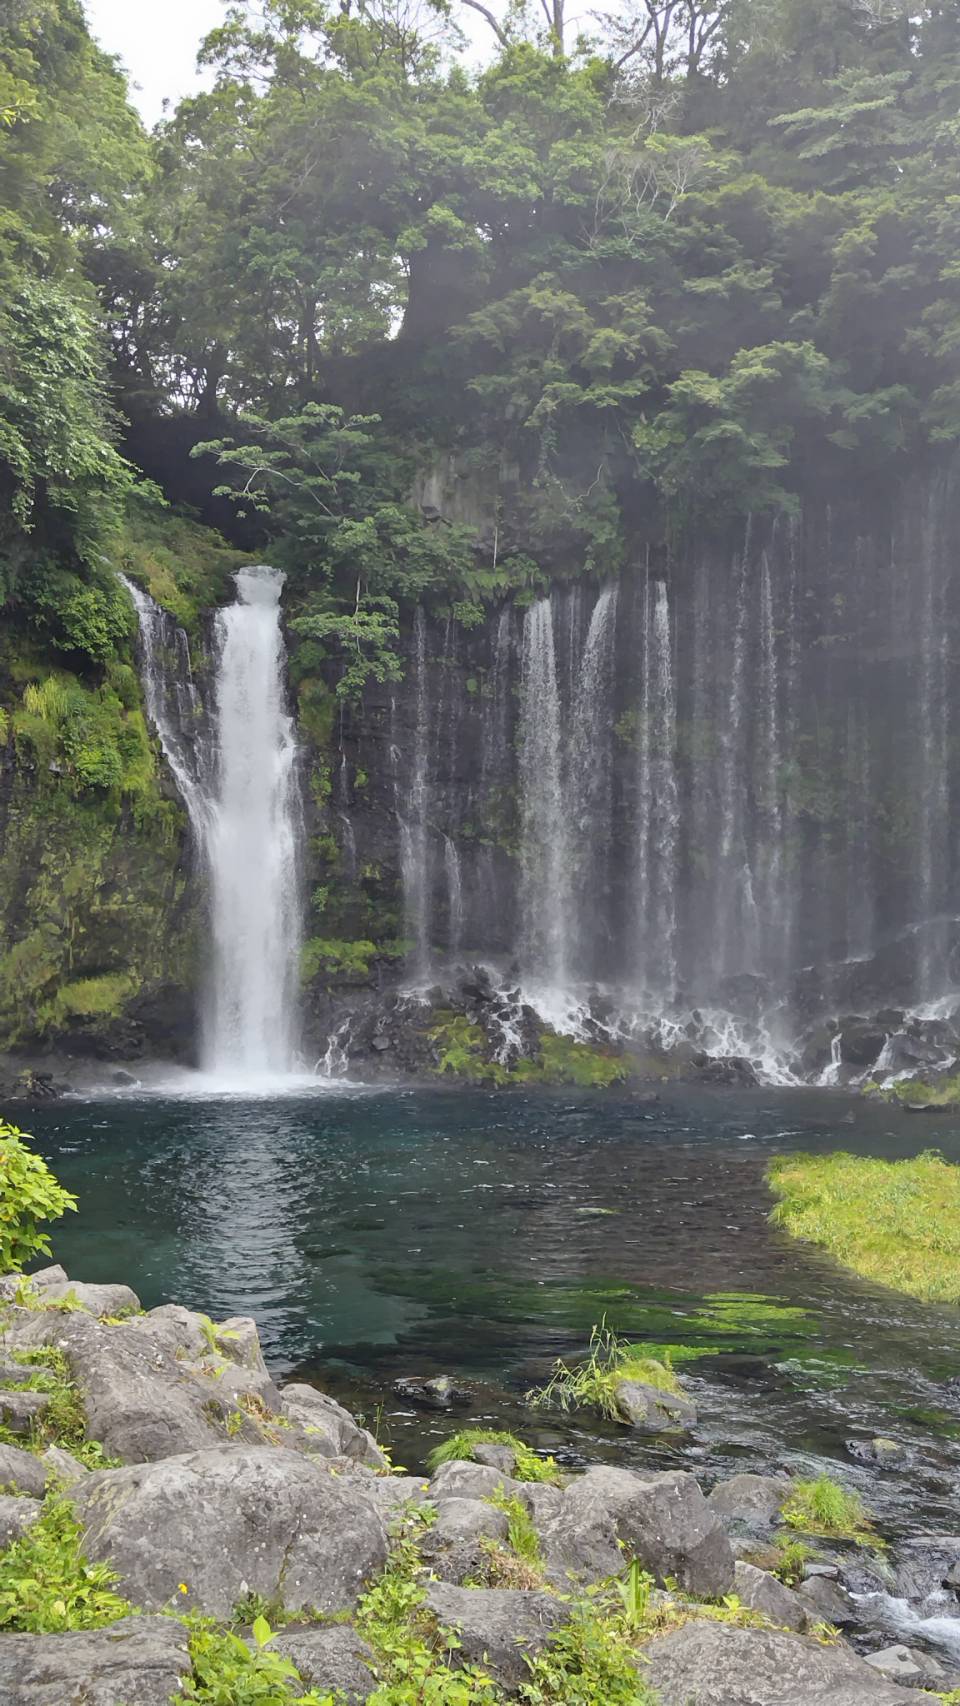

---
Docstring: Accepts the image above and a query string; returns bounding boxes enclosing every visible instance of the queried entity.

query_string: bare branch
[459,0,509,46]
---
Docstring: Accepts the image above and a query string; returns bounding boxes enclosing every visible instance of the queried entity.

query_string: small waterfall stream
[125,567,304,1082]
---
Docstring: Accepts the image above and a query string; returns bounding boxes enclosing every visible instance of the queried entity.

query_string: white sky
[83,0,223,125]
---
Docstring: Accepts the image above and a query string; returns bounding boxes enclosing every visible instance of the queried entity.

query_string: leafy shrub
[182,1616,332,1704]
[426,1430,562,1485]
[0,1119,77,1272]
[0,1492,131,1632]
[519,1604,655,1705]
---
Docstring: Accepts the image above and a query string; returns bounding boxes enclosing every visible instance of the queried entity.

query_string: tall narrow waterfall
[634,574,679,995]
[400,607,432,983]
[518,598,571,992]
[204,569,302,1075]
[125,567,303,1079]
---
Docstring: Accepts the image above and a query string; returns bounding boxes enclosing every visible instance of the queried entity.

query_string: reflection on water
[28,1085,960,1537]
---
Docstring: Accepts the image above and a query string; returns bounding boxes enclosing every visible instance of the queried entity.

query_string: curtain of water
[400,608,432,983]
[125,568,303,1078]
[518,597,571,991]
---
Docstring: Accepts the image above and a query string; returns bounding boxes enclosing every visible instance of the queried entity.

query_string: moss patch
[425,1429,562,1484]
[866,1073,960,1108]
[427,1017,627,1088]
[768,1149,960,1304]
[113,493,242,635]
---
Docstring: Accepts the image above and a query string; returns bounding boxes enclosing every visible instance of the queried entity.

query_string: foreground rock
[424,1583,566,1688]
[0,1616,190,1706]
[271,1626,377,1703]
[72,1445,388,1616]
[541,1466,734,1596]
[642,1621,918,1705]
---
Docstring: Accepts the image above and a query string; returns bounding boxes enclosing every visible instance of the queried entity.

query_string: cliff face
[300,462,960,1078]
[4,465,959,1084]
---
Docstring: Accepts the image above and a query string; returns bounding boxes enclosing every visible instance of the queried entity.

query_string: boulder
[3,1310,262,1462]
[0,1442,50,1497]
[0,1615,191,1706]
[429,1461,524,1503]
[862,1647,928,1686]
[472,1444,518,1475]
[271,1626,376,1704]
[423,1583,566,1689]
[393,1374,467,1410]
[38,1282,140,1318]
[797,1572,858,1626]
[0,1389,50,1437]
[846,1438,905,1467]
[733,1561,806,1631]
[72,1445,388,1617]
[278,1383,386,1468]
[0,1493,41,1548]
[40,1445,89,1487]
[549,1467,734,1597]
[642,1621,918,1705]
[613,1380,697,1432]
[707,1474,790,1533]
[421,1497,511,1584]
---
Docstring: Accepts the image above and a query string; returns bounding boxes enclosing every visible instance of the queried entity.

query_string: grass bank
[768,1149,960,1305]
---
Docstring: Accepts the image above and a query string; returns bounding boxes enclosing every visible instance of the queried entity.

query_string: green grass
[869,1073,960,1108]
[527,1321,683,1422]
[425,1429,562,1485]
[0,1347,121,1470]
[780,1475,877,1544]
[768,1149,960,1304]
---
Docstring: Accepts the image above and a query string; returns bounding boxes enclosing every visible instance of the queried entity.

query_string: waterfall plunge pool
[26,1082,960,1543]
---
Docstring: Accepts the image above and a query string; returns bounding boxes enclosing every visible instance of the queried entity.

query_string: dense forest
[3,0,960,1066]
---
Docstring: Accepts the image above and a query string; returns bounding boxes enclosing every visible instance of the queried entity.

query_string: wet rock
[72,1445,388,1617]
[111,1069,139,1087]
[698,1055,759,1087]
[0,1442,50,1497]
[0,1615,191,1706]
[271,1626,376,1704]
[796,1572,859,1626]
[707,1474,790,1533]
[423,1583,566,1689]
[392,1374,467,1410]
[893,1535,960,1607]
[614,1379,697,1432]
[643,1621,917,1704]
[0,1493,42,1548]
[846,1437,906,1467]
[546,1467,734,1597]
[733,1561,806,1631]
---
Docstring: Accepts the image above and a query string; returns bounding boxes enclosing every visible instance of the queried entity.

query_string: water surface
[27,1084,960,1538]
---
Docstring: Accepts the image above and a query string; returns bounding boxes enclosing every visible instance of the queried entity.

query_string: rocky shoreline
[0,1265,956,1703]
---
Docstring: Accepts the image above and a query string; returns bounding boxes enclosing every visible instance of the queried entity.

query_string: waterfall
[124,567,303,1081]
[518,597,571,992]
[716,541,759,981]
[569,586,618,978]
[916,490,950,996]
[400,608,432,983]
[204,569,303,1076]
[444,836,464,956]
[756,549,788,980]
[634,573,679,997]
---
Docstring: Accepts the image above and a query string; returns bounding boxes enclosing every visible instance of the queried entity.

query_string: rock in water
[71,1445,388,1616]
[0,1616,191,1706]
[643,1621,918,1705]
[614,1379,697,1431]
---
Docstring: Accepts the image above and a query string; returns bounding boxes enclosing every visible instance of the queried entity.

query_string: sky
[84,0,222,125]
